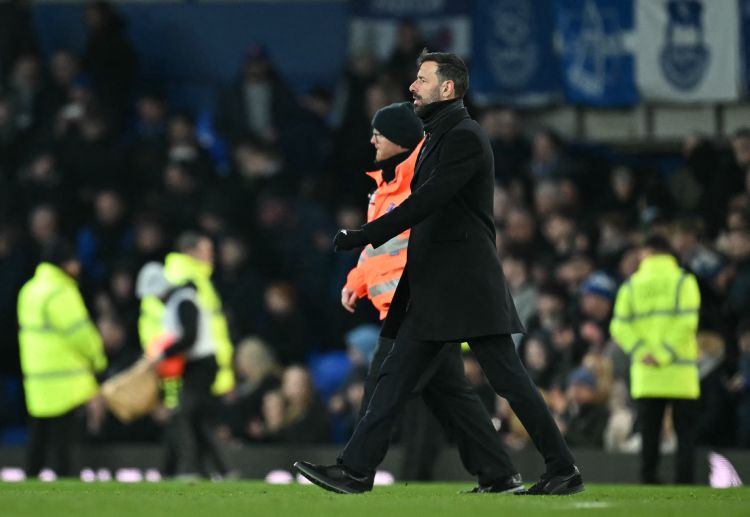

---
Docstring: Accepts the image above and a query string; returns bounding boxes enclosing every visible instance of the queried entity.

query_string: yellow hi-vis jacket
[610,254,701,400]
[138,252,235,395]
[17,263,106,417]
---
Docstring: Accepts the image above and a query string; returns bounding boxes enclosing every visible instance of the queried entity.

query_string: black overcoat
[362,101,524,341]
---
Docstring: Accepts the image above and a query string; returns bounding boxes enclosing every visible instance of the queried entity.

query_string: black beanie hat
[372,102,424,150]
[41,239,77,267]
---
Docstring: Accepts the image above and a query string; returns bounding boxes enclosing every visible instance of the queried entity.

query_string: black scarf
[418,98,465,134]
[372,149,412,183]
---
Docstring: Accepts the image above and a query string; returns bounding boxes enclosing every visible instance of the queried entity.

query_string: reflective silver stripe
[21,318,91,336]
[368,278,400,298]
[365,237,408,258]
[24,368,90,380]
[612,308,698,322]
[662,342,680,363]
[630,340,645,356]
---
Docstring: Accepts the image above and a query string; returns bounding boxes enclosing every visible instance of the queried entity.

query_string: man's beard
[413,90,439,116]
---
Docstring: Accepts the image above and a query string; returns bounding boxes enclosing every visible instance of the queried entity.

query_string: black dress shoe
[293,461,374,494]
[522,465,584,495]
[461,473,526,494]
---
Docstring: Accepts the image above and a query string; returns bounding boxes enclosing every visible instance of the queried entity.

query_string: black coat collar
[419,98,467,135]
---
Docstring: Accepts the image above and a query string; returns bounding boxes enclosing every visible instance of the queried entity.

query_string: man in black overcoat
[295,51,582,496]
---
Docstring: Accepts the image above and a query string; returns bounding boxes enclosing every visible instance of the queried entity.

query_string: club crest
[659,0,709,90]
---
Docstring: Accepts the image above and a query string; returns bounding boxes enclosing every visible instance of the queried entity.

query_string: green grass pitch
[1,481,749,517]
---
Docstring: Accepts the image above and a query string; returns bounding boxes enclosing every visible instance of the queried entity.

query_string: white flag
[635,0,740,102]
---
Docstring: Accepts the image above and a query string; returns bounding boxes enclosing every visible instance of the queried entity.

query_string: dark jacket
[361,99,523,341]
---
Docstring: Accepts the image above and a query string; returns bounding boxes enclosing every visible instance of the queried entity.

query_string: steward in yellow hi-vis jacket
[139,232,235,401]
[17,240,106,478]
[610,235,701,485]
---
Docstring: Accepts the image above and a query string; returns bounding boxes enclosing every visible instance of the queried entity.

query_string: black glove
[333,229,368,251]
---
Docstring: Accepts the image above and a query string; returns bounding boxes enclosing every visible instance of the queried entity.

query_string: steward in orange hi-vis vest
[344,139,424,319]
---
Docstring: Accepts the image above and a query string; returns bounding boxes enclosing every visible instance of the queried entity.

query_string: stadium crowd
[1,1,750,463]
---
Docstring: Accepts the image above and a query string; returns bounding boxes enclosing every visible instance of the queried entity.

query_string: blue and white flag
[471,0,561,105]
[635,0,741,102]
[556,0,639,106]
[349,0,472,59]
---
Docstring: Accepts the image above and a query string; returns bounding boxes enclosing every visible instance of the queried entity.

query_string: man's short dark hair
[176,231,209,254]
[416,50,469,98]
[643,234,672,254]
[733,127,750,140]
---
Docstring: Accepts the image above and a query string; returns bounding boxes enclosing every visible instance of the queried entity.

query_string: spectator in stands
[214,234,264,342]
[127,91,168,193]
[215,45,297,145]
[560,368,609,449]
[729,319,750,447]
[501,246,537,326]
[0,0,38,85]
[385,19,425,92]
[725,217,750,321]
[577,271,617,354]
[28,204,60,253]
[82,0,138,129]
[254,366,330,443]
[258,281,308,366]
[76,188,134,287]
[227,336,281,443]
[529,128,574,181]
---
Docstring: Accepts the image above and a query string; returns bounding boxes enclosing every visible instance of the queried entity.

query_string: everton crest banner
[471,0,561,105]
[635,0,741,102]
[555,0,639,107]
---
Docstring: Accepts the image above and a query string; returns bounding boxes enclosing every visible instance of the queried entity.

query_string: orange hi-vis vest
[345,139,424,319]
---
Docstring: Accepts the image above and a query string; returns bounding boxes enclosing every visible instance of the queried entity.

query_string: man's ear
[441,80,454,99]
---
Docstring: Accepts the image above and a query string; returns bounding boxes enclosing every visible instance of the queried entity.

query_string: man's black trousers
[341,325,575,478]
[357,335,516,484]
[637,398,699,484]
[26,410,76,477]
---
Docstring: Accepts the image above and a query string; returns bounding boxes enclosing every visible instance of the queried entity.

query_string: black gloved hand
[333,229,368,252]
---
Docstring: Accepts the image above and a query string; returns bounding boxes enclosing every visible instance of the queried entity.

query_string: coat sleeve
[48,288,107,373]
[654,272,700,367]
[609,282,640,355]
[361,129,481,248]
[344,251,369,299]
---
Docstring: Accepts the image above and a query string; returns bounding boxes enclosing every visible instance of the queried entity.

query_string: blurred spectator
[126,91,168,193]
[0,0,38,85]
[385,19,425,92]
[0,225,31,375]
[501,246,537,326]
[28,204,61,252]
[227,336,281,443]
[258,281,309,366]
[728,319,750,447]
[82,0,138,129]
[214,234,264,342]
[577,271,617,355]
[560,368,609,449]
[530,128,573,181]
[254,366,330,443]
[215,45,297,145]
[76,188,134,287]
[482,108,531,188]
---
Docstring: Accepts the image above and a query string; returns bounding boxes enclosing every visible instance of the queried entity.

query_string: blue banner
[556,0,639,106]
[471,0,561,105]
